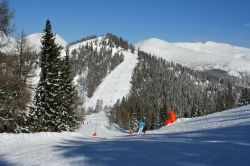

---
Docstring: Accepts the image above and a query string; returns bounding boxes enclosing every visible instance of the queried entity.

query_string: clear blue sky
[11,0,250,47]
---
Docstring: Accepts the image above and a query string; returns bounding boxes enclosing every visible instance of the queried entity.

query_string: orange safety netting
[165,111,177,125]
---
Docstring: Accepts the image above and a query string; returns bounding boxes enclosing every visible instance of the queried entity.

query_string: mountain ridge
[135,37,250,75]
[2,33,249,109]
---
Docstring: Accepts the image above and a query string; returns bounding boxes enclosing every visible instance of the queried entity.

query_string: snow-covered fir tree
[57,46,81,131]
[31,20,81,132]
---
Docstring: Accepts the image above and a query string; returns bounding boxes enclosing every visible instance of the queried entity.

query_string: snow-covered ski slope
[68,36,138,108]
[135,38,250,75]
[85,51,138,108]
[1,105,250,166]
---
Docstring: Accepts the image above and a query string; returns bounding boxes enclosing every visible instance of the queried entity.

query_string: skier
[137,118,145,135]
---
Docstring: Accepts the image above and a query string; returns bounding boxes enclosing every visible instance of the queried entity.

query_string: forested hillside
[70,34,128,97]
[110,51,239,130]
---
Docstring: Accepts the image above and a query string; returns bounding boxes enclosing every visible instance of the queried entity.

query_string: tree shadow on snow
[0,154,16,166]
[53,123,250,166]
[186,109,250,125]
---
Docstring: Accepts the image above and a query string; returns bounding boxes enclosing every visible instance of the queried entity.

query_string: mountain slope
[135,38,250,75]
[0,105,249,165]
[175,41,250,59]
[6,33,249,110]
[85,50,138,108]
[17,33,136,109]
[67,34,138,108]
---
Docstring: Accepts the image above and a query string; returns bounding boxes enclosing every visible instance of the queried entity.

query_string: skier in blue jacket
[137,118,145,135]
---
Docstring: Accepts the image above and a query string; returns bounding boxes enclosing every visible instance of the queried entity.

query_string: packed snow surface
[135,38,250,75]
[0,105,250,166]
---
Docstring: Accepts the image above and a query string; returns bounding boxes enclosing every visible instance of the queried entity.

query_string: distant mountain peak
[138,38,171,45]
[26,33,67,52]
[135,38,250,75]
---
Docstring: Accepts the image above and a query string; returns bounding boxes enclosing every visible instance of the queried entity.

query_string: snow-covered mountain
[135,38,250,75]
[22,33,137,109]
[5,33,250,109]
[0,33,67,53]
[68,35,138,108]
[9,33,132,109]
[26,33,67,52]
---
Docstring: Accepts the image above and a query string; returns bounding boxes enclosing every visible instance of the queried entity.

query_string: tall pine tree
[31,20,64,132]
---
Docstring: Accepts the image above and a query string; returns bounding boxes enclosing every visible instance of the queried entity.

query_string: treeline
[237,71,250,106]
[71,37,124,97]
[110,51,237,130]
[69,33,135,52]
[238,87,250,106]
[105,33,135,52]
[69,35,97,46]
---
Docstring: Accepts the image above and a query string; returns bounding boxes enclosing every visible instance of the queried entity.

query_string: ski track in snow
[0,106,250,166]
